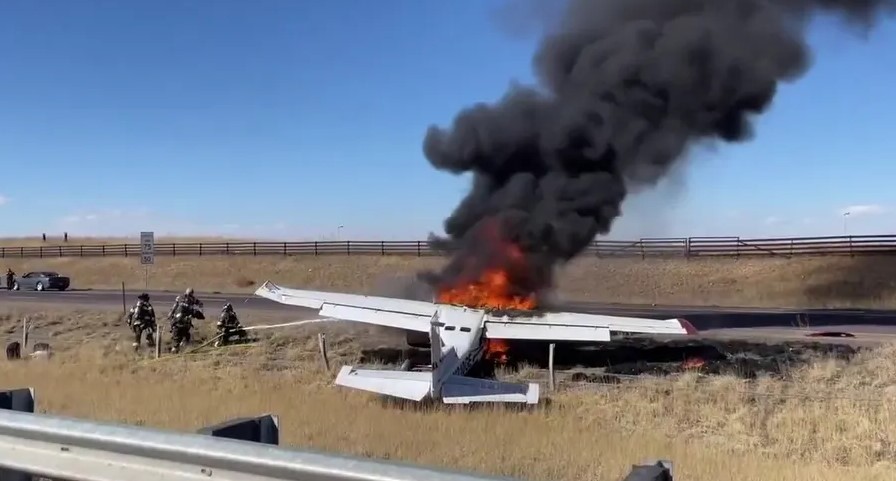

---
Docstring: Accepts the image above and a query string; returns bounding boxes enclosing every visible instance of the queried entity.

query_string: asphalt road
[0,288,288,313]
[4,287,896,346]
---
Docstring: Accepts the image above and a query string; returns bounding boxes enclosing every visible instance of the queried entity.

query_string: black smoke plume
[418,0,894,300]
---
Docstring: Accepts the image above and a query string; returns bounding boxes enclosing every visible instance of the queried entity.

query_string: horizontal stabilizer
[255,281,435,332]
[440,375,539,404]
[334,366,432,401]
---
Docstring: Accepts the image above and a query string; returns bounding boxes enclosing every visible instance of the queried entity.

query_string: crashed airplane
[254,281,697,405]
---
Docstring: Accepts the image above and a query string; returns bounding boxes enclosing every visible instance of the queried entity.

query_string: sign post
[197,414,280,445]
[140,231,154,290]
[0,387,35,481]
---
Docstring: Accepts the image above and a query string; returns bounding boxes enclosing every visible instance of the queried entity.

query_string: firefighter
[215,303,247,347]
[182,287,203,309]
[167,295,195,353]
[126,293,157,350]
[4,269,14,291]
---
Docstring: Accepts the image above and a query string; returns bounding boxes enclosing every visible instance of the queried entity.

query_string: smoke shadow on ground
[801,255,896,307]
[509,338,859,378]
[360,338,860,381]
[375,395,553,413]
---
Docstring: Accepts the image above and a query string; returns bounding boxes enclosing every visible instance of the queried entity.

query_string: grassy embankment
[1,306,895,481]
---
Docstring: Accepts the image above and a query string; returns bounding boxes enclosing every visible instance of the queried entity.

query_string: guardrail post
[253,242,257,256]
[417,241,421,256]
[197,414,280,445]
[39,246,43,258]
[314,241,318,256]
[0,387,35,481]
[346,241,351,256]
[621,459,673,481]
[381,241,385,255]
[0,387,34,413]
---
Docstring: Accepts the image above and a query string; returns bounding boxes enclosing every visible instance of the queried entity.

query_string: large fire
[436,267,537,311]
[435,223,538,363]
[435,226,537,311]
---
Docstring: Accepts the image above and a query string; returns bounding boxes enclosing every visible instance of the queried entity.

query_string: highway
[0,288,292,313]
[2,287,896,343]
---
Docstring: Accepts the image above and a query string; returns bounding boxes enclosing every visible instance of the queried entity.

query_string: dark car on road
[12,271,71,291]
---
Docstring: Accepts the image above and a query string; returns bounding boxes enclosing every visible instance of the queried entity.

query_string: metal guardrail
[1,234,895,259]
[0,387,674,481]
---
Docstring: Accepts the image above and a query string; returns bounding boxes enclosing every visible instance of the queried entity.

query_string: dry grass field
[1,306,896,480]
[4,245,896,308]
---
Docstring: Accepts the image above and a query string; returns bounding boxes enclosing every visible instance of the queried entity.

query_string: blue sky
[1,1,895,241]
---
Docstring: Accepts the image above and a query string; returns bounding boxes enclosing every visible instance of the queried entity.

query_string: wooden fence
[0,235,896,258]
[1,234,896,259]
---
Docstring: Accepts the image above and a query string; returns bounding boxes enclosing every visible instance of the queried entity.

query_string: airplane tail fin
[428,312,450,399]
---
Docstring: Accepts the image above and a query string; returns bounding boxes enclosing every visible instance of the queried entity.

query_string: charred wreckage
[255,281,697,405]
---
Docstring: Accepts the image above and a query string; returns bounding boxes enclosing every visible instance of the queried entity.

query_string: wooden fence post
[548,343,557,391]
[318,333,330,371]
[21,317,28,351]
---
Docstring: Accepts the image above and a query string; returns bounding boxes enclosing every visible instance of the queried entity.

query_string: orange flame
[435,224,539,365]
[485,339,510,364]
[436,237,537,311]
[437,268,537,311]
[682,357,705,370]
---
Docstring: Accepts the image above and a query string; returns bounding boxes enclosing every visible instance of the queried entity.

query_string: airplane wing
[482,311,696,342]
[254,281,436,332]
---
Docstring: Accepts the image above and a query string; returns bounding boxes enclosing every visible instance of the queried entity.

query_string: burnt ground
[358,337,862,383]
